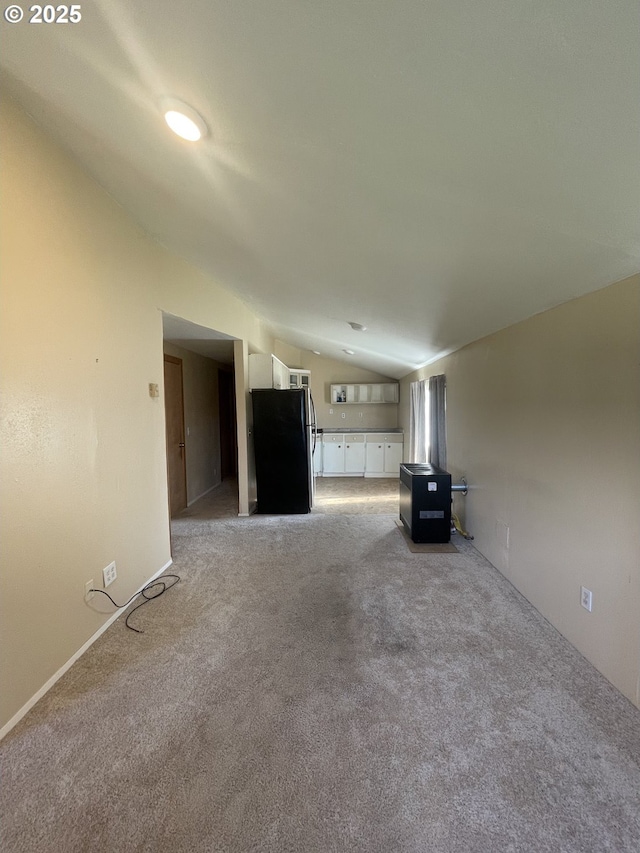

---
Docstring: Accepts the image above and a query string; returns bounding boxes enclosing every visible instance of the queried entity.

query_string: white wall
[399,275,640,707]
[0,93,272,731]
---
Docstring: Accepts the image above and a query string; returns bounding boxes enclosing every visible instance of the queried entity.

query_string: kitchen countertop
[319,428,403,434]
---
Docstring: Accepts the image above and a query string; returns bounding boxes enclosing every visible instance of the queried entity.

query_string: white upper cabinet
[330,382,399,404]
[249,353,290,390]
[289,369,311,389]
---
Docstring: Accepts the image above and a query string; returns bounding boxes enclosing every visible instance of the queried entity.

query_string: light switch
[148,383,159,398]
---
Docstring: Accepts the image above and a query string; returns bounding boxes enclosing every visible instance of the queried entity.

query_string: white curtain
[428,373,447,470]
[409,380,429,463]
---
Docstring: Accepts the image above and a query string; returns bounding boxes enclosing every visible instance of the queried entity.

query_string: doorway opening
[162,313,239,521]
[164,354,187,517]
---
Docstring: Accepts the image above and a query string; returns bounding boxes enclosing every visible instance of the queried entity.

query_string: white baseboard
[239,499,258,517]
[0,558,173,741]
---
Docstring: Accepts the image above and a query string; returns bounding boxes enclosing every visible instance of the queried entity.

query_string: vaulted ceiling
[2,1,638,377]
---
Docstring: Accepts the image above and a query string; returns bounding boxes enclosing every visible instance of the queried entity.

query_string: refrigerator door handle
[309,393,318,453]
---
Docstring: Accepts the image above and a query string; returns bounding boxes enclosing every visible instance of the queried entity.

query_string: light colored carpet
[2,478,639,852]
[394,520,459,553]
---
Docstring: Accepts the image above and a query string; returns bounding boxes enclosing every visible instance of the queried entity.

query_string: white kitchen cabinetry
[344,435,366,474]
[249,353,290,390]
[322,434,345,474]
[365,440,384,473]
[383,440,403,475]
[289,369,311,389]
[330,383,399,404]
[321,433,403,477]
[364,433,404,477]
[322,433,368,476]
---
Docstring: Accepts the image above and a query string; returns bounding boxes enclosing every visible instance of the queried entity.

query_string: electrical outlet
[103,561,117,588]
[580,586,593,612]
[84,580,94,601]
[341,412,346,419]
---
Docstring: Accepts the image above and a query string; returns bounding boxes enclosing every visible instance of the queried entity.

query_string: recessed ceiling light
[343,349,355,355]
[348,321,367,331]
[161,98,208,142]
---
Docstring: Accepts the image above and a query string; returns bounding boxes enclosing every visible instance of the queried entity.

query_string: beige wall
[2,89,637,734]
[0,93,272,730]
[274,342,399,430]
[399,275,640,707]
[163,344,224,505]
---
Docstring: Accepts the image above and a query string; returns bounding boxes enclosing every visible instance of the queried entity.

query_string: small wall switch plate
[148,383,159,398]
[329,408,333,414]
[580,586,593,612]
[103,561,117,588]
[85,580,94,601]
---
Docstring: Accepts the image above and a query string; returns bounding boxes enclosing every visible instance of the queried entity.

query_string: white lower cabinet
[345,436,366,473]
[322,435,345,474]
[365,440,385,473]
[365,433,404,478]
[321,433,403,477]
[383,441,403,475]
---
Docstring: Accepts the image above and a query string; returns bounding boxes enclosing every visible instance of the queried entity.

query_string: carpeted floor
[1,478,639,852]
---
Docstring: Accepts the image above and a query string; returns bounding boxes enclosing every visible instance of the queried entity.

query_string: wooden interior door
[164,354,187,516]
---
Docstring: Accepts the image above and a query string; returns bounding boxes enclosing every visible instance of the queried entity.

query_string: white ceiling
[2,1,638,378]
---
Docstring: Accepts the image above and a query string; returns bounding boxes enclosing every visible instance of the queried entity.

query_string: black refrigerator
[252,389,315,514]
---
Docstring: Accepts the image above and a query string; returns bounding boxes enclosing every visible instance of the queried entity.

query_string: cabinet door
[323,442,345,473]
[345,442,365,473]
[331,385,347,404]
[370,384,383,403]
[365,441,385,473]
[383,383,399,403]
[290,371,311,389]
[384,442,403,475]
[358,384,371,403]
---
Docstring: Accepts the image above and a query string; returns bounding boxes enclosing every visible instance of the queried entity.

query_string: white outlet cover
[103,561,117,588]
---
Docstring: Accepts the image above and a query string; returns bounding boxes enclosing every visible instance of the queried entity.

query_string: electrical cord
[88,574,181,633]
[451,511,474,540]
